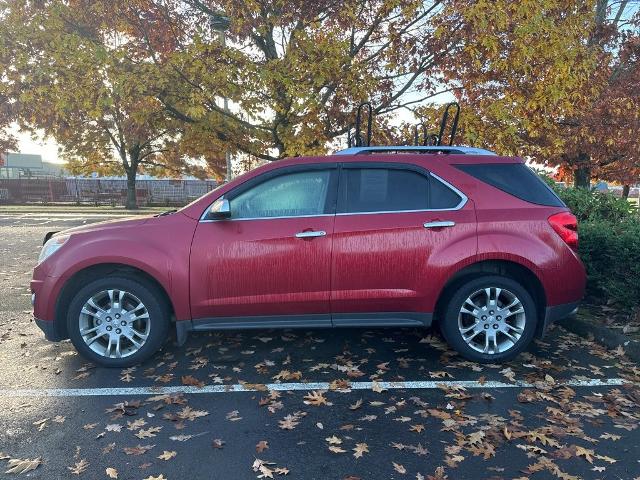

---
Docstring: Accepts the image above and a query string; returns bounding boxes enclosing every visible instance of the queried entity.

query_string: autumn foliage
[0,0,638,205]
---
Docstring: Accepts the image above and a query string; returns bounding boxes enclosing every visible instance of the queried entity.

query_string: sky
[8,125,62,164]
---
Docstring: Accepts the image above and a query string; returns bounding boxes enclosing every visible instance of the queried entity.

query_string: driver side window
[230,169,333,219]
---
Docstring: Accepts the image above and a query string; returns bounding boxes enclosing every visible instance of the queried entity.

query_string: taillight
[548,212,578,251]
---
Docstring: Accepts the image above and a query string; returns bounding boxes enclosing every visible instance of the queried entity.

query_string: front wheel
[440,275,537,363]
[66,276,170,368]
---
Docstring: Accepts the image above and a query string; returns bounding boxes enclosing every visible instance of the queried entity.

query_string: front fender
[39,213,196,322]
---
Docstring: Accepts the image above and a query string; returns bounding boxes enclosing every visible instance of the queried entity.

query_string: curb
[559,314,640,363]
[0,209,162,216]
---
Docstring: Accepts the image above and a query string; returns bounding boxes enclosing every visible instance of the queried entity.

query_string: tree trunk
[125,168,138,210]
[573,153,591,189]
[622,184,630,199]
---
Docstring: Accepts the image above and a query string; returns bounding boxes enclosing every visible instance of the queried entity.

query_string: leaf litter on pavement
[1,325,639,479]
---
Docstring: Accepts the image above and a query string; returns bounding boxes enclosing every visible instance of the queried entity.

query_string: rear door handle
[423,221,455,229]
[295,230,326,239]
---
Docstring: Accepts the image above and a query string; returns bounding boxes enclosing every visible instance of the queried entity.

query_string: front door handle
[295,230,327,239]
[423,220,455,229]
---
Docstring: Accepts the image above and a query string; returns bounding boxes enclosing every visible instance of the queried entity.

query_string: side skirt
[175,312,433,346]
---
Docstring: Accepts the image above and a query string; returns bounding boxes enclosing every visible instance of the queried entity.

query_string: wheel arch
[433,259,547,336]
[54,263,176,340]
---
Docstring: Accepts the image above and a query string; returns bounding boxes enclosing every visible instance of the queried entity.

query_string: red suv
[31,146,585,367]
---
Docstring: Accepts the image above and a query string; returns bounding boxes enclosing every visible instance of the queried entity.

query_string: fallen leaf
[68,459,89,475]
[177,406,209,421]
[303,390,330,406]
[256,441,269,453]
[106,467,118,479]
[353,443,369,458]
[181,375,204,387]
[393,462,407,474]
[123,444,155,455]
[136,426,162,439]
[4,458,42,474]
[371,381,387,393]
[157,451,177,460]
[126,418,146,431]
[212,439,225,449]
[575,446,595,464]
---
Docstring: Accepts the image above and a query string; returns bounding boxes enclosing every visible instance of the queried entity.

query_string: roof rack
[338,100,493,156]
[335,146,496,156]
[347,102,373,148]
[436,102,460,146]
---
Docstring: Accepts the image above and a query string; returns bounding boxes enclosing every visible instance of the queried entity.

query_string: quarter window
[430,176,463,209]
[230,170,333,219]
[338,168,430,213]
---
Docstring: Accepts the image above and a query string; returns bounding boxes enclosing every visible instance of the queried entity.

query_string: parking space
[1,215,639,479]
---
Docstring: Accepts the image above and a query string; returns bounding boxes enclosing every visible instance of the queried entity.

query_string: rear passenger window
[455,163,565,207]
[338,168,429,213]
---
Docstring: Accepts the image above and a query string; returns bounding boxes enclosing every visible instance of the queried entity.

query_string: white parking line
[0,378,628,398]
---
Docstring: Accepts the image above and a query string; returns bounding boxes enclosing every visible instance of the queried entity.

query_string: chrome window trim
[200,208,334,223]
[199,172,467,222]
[430,172,467,210]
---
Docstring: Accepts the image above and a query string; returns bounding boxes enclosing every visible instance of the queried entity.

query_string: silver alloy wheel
[78,289,150,359]
[457,287,526,354]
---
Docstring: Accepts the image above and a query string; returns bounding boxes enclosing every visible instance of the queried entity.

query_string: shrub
[578,218,640,307]
[535,171,639,307]
[535,170,636,222]
[555,187,635,222]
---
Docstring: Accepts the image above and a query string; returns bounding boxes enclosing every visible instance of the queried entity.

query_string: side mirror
[207,197,231,220]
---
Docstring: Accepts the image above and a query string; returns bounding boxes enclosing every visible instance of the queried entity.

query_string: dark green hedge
[577,218,640,307]
[548,183,640,307]
[556,186,635,222]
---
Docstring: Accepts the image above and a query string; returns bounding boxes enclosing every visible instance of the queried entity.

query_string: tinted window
[231,170,333,219]
[338,168,429,213]
[455,163,565,207]
[430,176,463,209]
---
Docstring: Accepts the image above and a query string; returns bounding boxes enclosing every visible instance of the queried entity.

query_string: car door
[331,162,477,325]
[189,164,338,324]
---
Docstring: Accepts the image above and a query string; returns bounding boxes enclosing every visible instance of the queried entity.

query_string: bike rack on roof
[437,102,460,146]
[338,100,491,155]
[347,102,373,148]
[413,123,438,146]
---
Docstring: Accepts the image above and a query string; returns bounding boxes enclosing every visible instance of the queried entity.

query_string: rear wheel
[440,275,537,363]
[66,276,169,367]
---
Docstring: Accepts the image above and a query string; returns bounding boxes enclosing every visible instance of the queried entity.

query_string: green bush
[535,170,636,222]
[578,218,640,307]
[555,187,635,222]
[536,171,639,307]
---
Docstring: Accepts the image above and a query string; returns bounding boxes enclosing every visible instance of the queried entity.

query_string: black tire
[439,275,537,363]
[66,275,170,368]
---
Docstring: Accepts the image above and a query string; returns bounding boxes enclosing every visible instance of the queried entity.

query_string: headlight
[38,235,70,264]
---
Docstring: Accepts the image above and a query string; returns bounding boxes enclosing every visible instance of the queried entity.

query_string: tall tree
[430,0,639,188]
[0,1,208,208]
[110,0,467,162]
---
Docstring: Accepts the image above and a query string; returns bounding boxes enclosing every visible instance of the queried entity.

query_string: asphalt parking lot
[1,212,639,480]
